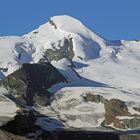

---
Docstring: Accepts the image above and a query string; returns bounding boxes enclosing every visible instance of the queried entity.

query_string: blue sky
[0,0,140,40]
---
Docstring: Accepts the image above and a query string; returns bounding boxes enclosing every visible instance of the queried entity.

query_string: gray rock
[44,37,74,62]
[1,110,51,140]
[0,62,66,106]
[123,118,140,129]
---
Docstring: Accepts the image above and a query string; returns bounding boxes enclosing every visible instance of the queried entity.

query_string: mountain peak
[49,15,83,31]
[0,15,109,79]
[27,15,104,42]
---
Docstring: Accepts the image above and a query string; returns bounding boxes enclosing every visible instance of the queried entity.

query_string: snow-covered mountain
[0,15,109,78]
[0,15,140,134]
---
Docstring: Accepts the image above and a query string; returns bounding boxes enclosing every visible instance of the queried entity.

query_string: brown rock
[104,99,130,127]
[83,93,106,103]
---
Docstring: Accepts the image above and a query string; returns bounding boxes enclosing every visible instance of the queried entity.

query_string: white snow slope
[0,15,140,130]
[0,88,19,126]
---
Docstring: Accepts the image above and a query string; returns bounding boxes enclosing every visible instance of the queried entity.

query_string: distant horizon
[0,0,140,40]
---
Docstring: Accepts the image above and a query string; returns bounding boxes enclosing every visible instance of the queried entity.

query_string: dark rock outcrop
[1,110,51,140]
[52,129,119,140]
[52,129,140,140]
[119,134,140,140]
[0,62,66,106]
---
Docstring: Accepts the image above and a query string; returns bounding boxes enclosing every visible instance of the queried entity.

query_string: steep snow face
[0,36,35,77]
[25,15,107,61]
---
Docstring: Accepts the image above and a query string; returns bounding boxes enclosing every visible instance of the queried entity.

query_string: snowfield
[0,15,140,130]
[0,88,19,125]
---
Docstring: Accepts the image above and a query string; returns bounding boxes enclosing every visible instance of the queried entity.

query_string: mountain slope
[0,15,140,132]
[0,15,109,79]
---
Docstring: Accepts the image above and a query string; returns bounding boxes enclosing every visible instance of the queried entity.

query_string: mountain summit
[25,15,107,61]
[0,15,109,78]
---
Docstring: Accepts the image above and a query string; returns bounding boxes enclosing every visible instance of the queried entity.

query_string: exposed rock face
[83,93,140,129]
[122,118,140,129]
[51,129,140,140]
[83,93,106,103]
[104,99,130,129]
[49,18,57,29]
[0,62,66,106]
[44,38,74,62]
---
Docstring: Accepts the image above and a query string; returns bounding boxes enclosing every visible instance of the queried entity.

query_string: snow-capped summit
[26,15,105,43]
[0,15,140,82]
[25,15,107,61]
[0,15,109,78]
